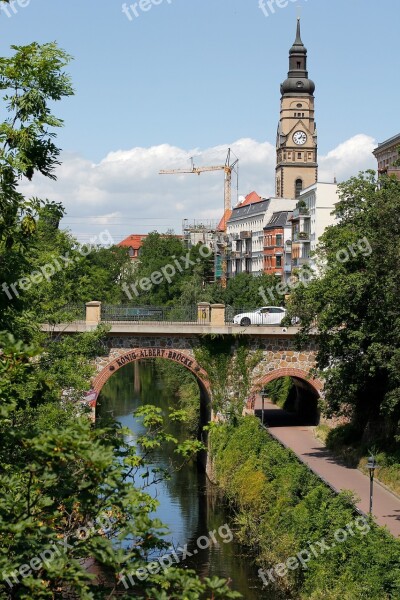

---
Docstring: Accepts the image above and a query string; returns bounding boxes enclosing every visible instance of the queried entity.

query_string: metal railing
[292,206,310,218]
[101,305,207,324]
[293,232,310,242]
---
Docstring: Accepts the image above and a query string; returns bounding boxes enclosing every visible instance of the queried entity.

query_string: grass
[314,423,400,497]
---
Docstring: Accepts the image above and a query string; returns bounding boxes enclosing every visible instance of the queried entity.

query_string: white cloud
[319,134,376,181]
[20,135,377,243]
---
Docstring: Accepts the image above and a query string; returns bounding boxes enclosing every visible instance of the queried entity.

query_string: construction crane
[159,149,239,288]
[159,148,239,216]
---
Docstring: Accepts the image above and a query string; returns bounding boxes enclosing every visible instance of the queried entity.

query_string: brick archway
[91,347,210,403]
[247,367,323,411]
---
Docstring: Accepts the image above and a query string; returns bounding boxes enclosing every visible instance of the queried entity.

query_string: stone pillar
[210,304,225,327]
[197,302,211,324]
[86,301,101,327]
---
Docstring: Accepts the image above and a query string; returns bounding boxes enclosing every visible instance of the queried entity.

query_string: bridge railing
[101,304,208,325]
[84,302,226,327]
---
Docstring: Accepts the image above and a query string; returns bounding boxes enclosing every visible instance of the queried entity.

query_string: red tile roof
[118,234,148,251]
[217,209,232,232]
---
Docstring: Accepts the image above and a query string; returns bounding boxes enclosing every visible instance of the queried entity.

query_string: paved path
[256,400,400,537]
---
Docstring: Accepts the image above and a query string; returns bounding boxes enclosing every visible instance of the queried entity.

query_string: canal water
[96,361,276,599]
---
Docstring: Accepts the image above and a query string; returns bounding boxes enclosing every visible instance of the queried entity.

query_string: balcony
[240,231,252,239]
[230,233,240,241]
[293,231,310,242]
[292,257,310,267]
[292,206,310,219]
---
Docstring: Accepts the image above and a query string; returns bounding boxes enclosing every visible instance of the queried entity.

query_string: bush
[210,417,400,600]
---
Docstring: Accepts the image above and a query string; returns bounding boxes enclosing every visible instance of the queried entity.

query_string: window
[297,62,301,69]
[298,152,302,159]
[276,255,282,267]
[295,178,303,199]
[276,234,283,246]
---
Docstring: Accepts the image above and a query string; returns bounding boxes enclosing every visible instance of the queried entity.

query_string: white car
[233,306,287,327]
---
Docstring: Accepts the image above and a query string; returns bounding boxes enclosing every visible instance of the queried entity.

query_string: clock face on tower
[293,131,307,145]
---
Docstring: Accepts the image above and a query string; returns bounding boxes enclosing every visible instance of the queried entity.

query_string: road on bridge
[256,399,400,537]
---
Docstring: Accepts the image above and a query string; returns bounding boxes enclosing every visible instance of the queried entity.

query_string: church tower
[276,19,318,198]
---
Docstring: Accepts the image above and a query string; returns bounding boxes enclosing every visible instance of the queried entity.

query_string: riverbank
[209,416,400,600]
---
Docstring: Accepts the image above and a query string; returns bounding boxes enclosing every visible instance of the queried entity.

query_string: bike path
[258,400,400,537]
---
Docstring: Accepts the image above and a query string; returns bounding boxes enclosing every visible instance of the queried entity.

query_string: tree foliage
[287,171,400,440]
[0,41,240,598]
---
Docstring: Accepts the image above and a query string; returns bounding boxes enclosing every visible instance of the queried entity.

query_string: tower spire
[280,18,315,97]
[294,17,303,46]
[275,19,318,198]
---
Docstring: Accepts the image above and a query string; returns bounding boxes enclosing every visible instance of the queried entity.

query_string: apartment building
[263,211,293,281]
[373,133,400,180]
[226,193,296,277]
[291,182,338,271]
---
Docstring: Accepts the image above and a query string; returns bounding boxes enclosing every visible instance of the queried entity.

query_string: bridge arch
[255,367,323,396]
[247,367,323,416]
[91,347,210,410]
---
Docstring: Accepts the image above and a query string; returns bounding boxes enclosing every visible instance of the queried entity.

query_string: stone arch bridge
[51,303,322,419]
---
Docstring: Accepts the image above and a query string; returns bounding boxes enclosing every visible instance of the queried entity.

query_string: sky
[1,0,398,243]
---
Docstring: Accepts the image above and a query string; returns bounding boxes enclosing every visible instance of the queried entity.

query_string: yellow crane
[159,148,239,216]
[159,149,239,288]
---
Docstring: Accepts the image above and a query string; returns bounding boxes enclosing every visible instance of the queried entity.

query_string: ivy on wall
[194,336,262,423]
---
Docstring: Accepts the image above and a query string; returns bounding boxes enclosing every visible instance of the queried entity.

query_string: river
[96,361,274,599]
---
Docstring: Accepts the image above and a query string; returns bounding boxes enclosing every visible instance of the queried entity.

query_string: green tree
[123,232,213,305]
[0,42,73,340]
[211,272,284,309]
[0,41,241,598]
[288,171,400,440]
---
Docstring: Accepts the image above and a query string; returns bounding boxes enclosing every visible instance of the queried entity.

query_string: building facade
[263,212,293,281]
[373,133,400,180]
[276,19,318,199]
[226,194,296,277]
[291,182,338,271]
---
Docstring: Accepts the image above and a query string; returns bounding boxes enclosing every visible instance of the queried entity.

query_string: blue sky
[1,0,398,240]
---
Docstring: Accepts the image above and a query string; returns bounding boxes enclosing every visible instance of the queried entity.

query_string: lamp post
[261,392,267,426]
[367,455,378,514]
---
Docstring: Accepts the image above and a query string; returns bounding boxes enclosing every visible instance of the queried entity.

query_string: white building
[226,192,297,277]
[291,182,339,271]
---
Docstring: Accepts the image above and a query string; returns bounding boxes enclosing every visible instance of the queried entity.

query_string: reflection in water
[97,361,276,600]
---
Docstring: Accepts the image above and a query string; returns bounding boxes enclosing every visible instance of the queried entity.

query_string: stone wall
[91,334,321,409]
